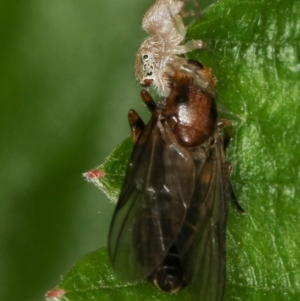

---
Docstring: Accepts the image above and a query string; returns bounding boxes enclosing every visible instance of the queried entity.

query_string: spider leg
[184,39,206,52]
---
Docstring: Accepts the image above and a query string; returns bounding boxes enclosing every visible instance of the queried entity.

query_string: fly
[108,60,244,301]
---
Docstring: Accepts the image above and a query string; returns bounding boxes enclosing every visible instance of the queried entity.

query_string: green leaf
[47,248,191,301]
[83,137,133,202]
[187,1,300,300]
[51,0,300,300]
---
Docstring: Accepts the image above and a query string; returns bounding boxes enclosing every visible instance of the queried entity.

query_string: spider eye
[143,54,149,60]
[147,71,153,76]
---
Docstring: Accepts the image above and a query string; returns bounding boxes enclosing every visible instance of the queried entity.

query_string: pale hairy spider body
[135,0,209,97]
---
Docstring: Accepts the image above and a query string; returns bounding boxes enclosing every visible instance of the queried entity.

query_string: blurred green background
[0,0,214,300]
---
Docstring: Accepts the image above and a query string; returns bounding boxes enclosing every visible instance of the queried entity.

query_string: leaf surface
[49,0,300,300]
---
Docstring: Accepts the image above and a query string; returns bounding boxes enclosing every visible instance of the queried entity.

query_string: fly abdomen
[148,245,186,293]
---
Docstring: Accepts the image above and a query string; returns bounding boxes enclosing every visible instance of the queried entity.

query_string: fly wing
[177,131,229,301]
[108,115,196,282]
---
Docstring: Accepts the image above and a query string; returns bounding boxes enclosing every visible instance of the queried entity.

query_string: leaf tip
[45,288,65,301]
[83,169,106,189]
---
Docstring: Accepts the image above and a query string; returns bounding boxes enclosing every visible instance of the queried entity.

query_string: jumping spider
[135,0,211,97]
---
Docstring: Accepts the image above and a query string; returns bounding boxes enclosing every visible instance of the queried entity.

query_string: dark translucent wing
[177,131,228,301]
[108,114,196,282]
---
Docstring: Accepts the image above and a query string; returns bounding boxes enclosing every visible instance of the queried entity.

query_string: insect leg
[219,120,246,214]
[128,109,145,144]
[217,120,245,213]
[228,181,246,214]
[224,161,245,213]
[218,119,233,151]
[141,90,157,113]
